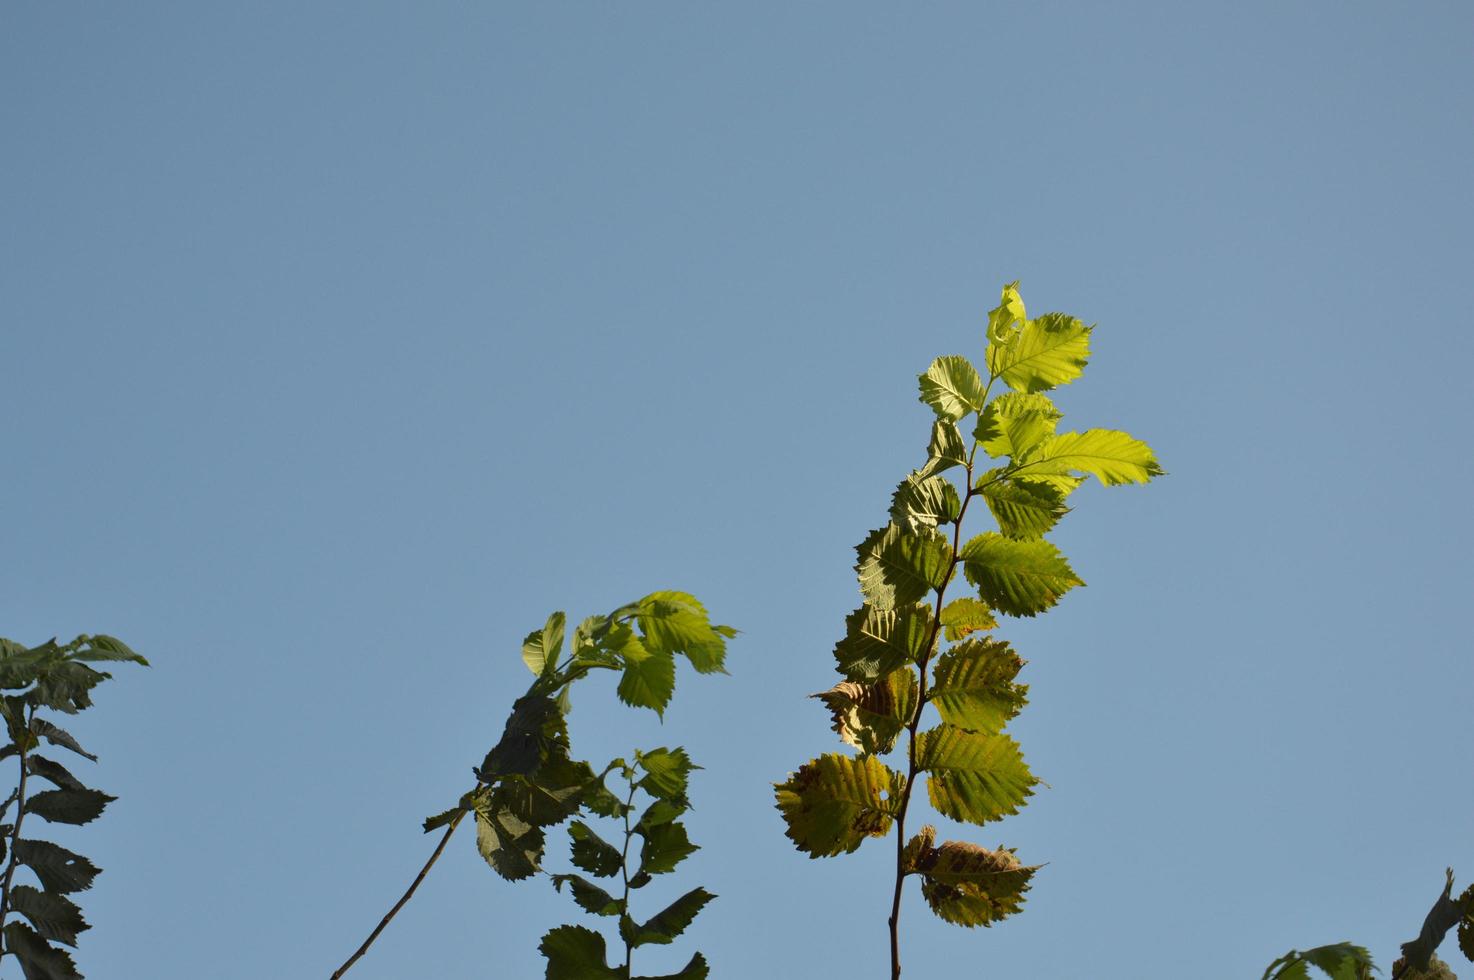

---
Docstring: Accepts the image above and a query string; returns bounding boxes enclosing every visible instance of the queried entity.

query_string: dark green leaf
[495,757,593,828]
[25,789,113,826]
[634,953,709,980]
[551,874,624,917]
[474,806,544,881]
[27,720,94,763]
[774,754,904,857]
[638,820,698,875]
[855,525,952,611]
[422,805,464,833]
[620,887,715,948]
[26,756,85,792]
[3,921,81,980]
[538,925,622,980]
[70,635,148,666]
[568,821,623,878]
[9,886,88,946]
[636,799,684,830]
[960,533,1083,617]
[476,695,566,780]
[889,473,963,534]
[833,602,935,682]
[12,840,99,894]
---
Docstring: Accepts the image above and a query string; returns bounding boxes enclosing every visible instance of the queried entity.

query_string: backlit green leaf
[12,841,98,895]
[638,820,698,875]
[960,533,1083,617]
[9,886,87,946]
[812,670,918,755]
[636,748,695,802]
[985,281,1027,344]
[979,478,1069,540]
[70,634,149,666]
[917,726,1036,825]
[855,525,953,611]
[620,887,715,948]
[915,839,1036,927]
[833,602,935,682]
[986,312,1091,393]
[928,638,1028,734]
[568,821,623,878]
[1261,943,1377,980]
[637,591,731,674]
[889,474,962,534]
[975,393,1062,461]
[1015,429,1163,487]
[25,789,112,826]
[610,626,676,717]
[917,421,969,481]
[775,753,904,857]
[939,598,997,642]
[918,355,987,422]
[521,612,566,677]
[551,874,623,917]
[539,925,622,980]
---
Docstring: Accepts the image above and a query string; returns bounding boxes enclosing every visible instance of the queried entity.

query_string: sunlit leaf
[610,625,676,717]
[1015,429,1163,487]
[890,474,962,534]
[917,421,969,481]
[978,477,1069,540]
[521,612,566,677]
[960,533,1083,617]
[812,670,918,755]
[833,602,935,682]
[855,525,952,612]
[928,638,1028,734]
[775,754,904,857]
[917,726,1036,826]
[638,591,731,674]
[938,598,997,642]
[918,355,988,422]
[636,748,696,803]
[1261,942,1377,980]
[985,281,1027,345]
[986,312,1091,393]
[975,392,1061,461]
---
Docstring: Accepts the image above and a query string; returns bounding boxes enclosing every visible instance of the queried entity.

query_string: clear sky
[3,3,1471,978]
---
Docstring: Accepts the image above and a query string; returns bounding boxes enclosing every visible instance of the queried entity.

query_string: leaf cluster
[0,635,148,980]
[776,282,1160,948]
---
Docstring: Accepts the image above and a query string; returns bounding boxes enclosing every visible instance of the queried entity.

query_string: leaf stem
[888,454,981,980]
[0,706,35,948]
[329,810,465,980]
[619,770,638,977]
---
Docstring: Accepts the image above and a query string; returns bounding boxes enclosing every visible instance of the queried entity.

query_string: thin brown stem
[0,706,35,939]
[888,461,980,980]
[330,811,465,979]
[619,771,638,976]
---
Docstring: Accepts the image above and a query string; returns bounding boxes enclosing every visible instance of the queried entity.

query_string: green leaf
[985,281,1027,344]
[1261,943,1377,980]
[568,820,624,878]
[636,748,696,802]
[855,525,953,612]
[986,312,1091,393]
[27,720,93,762]
[979,478,1069,540]
[812,671,917,755]
[9,886,87,946]
[522,612,566,677]
[495,756,594,827]
[638,820,698,875]
[3,921,81,980]
[25,756,85,792]
[31,662,108,715]
[928,638,1028,734]
[422,805,465,833]
[774,753,904,857]
[974,392,1062,461]
[636,799,684,830]
[1015,429,1164,487]
[914,839,1036,927]
[634,953,709,980]
[551,874,623,917]
[70,635,149,667]
[477,694,567,780]
[12,841,98,895]
[917,726,1037,825]
[474,806,544,881]
[833,602,935,682]
[611,626,677,718]
[25,788,113,826]
[939,598,997,642]
[918,355,987,422]
[620,887,715,948]
[917,421,969,481]
[960,533,1083,617]
[637,591,731,674]
[539,925,623,980]
[889,473,962,534]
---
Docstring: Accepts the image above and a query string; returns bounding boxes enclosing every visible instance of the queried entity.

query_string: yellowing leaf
[917,726,1036,826]
[939,597,997,642]
[986,312,1092,393]
[985,281,1026,344]
[774,754,904,857]
[928,638,1028,734]
[915,839,1037,927]
[918,355,988,422]
[812,669,918,755]
[1016,429,1163,487]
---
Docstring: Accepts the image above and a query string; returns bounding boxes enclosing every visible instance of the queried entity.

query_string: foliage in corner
[542,748,711,979]
[0,635,149,980]
[774,281,1161,977]
[332,592,732,979]
[1261,943,1378,980]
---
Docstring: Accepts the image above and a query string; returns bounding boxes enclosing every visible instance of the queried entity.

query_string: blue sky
[3,3,1471,977]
